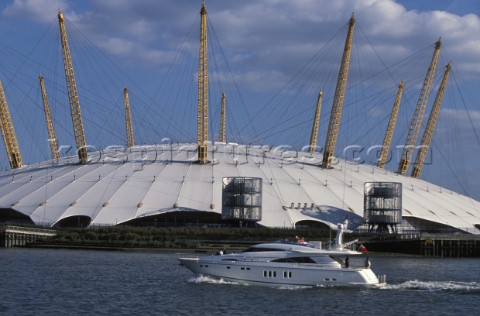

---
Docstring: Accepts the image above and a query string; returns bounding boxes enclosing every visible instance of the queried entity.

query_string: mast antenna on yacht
[332,218,349,250]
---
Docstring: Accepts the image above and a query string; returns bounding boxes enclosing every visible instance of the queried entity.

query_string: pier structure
[1,225,56,247]
[364,233,480,257]
[420,234,480,257]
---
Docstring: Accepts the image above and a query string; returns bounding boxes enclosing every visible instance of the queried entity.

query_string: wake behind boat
[179,219,386,287]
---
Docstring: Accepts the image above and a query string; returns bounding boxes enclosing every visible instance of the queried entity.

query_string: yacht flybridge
[179,220,386,287]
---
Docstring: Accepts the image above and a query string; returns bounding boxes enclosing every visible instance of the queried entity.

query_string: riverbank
[7,224,480,257]
[20,225,344,253]
[25,242,250,254]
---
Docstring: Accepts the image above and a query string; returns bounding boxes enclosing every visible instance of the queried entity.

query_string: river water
[1,248,479,315]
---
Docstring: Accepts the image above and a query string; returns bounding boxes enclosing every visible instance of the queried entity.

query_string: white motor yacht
[179,220,386,287]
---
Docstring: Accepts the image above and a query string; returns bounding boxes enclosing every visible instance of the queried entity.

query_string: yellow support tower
[411,63,451,178]
[0,81,23,169]
[308,90,323,153]
[219,93,226,143]
[397,39,441,175]
[197,2,209,164]
[377,81,404,168]
[58,9,88,164]
[322,14,355,168]
[124,87,135,148]
[39,75,60,159]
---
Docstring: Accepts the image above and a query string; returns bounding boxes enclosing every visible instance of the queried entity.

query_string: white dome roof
[1,142,479,233]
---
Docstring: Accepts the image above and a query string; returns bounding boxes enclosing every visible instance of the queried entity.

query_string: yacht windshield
[270,257,316,263]
[242,247,285,252]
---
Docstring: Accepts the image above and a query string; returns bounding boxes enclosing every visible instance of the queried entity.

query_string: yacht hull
[179,257,381,287]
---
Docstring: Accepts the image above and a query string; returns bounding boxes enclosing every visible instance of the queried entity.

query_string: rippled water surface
[1,248,479,315]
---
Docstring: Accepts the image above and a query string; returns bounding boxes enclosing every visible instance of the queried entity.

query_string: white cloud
[2,0,69,23]
[210,0,480,82]
[137,48,177,66]
[440,108,480,122]
[97,37,134,57]
[234,70,290,92]
[3,0,480,91]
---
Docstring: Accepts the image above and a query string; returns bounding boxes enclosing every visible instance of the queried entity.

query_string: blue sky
[0,0,479,200]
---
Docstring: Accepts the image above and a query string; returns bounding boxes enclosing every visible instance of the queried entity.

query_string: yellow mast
[197,2,209,164]
[411,63,451,178]
[0,81,23,169]
[377,81,404,168]
[397,39,441,175]
[124,87,135,148]
[39,75,60,159]
[219,93,226,143]
[308,90,323,153]
[322,14,355,168]
[58,9,88,164]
